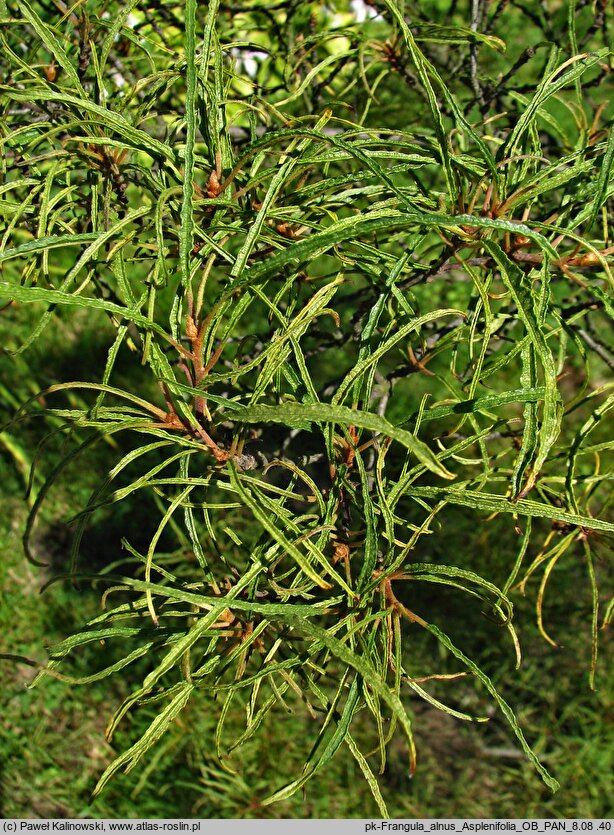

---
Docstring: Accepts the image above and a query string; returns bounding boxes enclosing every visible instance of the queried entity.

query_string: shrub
[1,0,612,812]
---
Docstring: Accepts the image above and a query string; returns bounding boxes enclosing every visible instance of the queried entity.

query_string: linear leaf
[93,683,194,797]
[179,0,197,288]
[0,233,98,262]
[0,282,169,339]
[281,614,417,775]
[425,622,559,792]
[17,0,82,90]
[482,241,562,497]
[406,487,614,534]
[0,88,175,160]
[229,402,454,480]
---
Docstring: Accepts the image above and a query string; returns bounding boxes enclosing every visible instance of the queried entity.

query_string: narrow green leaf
[425,622,559,792]
[0,233,98,263]
[419,386,546,423]
[263,678,360,805]
[406,486,614,534]
[0,88,175,161]
[17,0,82,89]
[379,0,455,199]
[93,683,194,797]
[229,402,454,480]
[586,127,614,233]
[238,210,557,287]
[179,0,197,289]
[0,282,169,339]
[228,465,334,589]
[281,614,417,774]
[345,733,389,817]
[482,241,562,496]
[501,49,608,159]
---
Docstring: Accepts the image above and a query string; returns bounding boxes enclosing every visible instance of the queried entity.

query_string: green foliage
[1,0,613,813]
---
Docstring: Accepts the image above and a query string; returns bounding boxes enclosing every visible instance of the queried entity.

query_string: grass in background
[1,0,613,817]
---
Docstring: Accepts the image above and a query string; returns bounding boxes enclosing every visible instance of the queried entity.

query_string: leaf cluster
[1,0,613,810]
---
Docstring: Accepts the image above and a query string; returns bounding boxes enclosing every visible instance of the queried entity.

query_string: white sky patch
[230,46,268,79]
[350,0,382,22]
